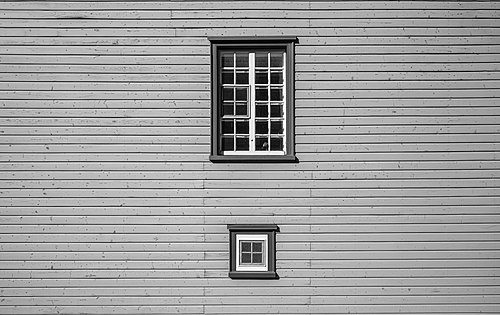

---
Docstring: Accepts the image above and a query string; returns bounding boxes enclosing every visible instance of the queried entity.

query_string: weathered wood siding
[1,1,499,314]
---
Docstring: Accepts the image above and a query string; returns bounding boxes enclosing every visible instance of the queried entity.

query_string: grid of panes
[219,51,285,154]
[239,240,264,265]
[220,52,250,152]
[254,51,285,152]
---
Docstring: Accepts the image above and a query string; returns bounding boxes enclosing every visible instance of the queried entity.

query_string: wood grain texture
[0,1,499,314]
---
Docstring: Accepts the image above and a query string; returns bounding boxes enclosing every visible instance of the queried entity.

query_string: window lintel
[208,36,298,44]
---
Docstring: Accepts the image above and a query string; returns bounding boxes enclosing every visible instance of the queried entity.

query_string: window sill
[229,271,279,279]
[210,155,297,163]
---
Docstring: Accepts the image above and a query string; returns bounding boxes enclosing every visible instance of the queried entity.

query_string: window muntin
[219,50,287,155]
[240,241,264,264]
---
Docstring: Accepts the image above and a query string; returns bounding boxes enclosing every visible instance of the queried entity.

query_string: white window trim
[282,51,287,153]
[221,51,286,156]
[235,234,268,272]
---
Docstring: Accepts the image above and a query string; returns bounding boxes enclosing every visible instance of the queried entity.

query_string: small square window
[227,224,279,279]
[236,235,267,271]
[209,37,297,163]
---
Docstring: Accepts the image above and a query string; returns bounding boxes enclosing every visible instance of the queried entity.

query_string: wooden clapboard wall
[0,1,499,314]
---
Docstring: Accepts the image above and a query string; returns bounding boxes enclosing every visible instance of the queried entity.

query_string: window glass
[270,121,283,134]
[235,88,247,101]
[255,71,268,84]
[270,52,283,67]
[270,88,283,101]
[270,72,283,84]
[270,137,283,151]
[235,53,249,67]
[221,53,233,67]
[236,121,249,134]
[222,88,233,101]
[255,120,268,134]
[222,103,233,116]
[255,104,268,118]
[236,71,248,84]
[221,120,234,134]
[235,137,249,151]
[235,103,247,116]
[255,53,268,67]
[255,88,268,101]
[221,137,234,151]
[222,71,234,84]
[255,137,269,151]
[270,103,283,117]
[239,240,264,265]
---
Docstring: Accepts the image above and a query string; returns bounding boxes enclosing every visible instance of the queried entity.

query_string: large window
[209,37,297,162]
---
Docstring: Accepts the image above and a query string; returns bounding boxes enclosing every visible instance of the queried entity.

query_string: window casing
[209,37,297,162]
[228,224,279,279]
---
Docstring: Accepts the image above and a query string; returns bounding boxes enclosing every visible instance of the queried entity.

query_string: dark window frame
[209,37,297,163]
[227,224,279,279]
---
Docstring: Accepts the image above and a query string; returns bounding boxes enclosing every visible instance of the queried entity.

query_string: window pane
[270,104,283,117]
[270,137,283,151]
[236,53,248,67]
[223,88,233,101]
[252,242,262,252]
[270,52,283,67]
[255,52,268,67]
[255,137,269,151]
[270,121,283,134]
[252,253,263,264]
[222,103,234,116]
[241,242,251,252]
[236,120,249,134]
[235,88,247,101]
[270,72,283,84]
[221,137,234,151]
[255,120,268,134]
[255,88,268,101]
[256,104,268,118]
[241,253,251,263]
[270,88,283,101]
[236,71,248,84]
[222,71,234,84]
[221,120,234,134]
[235,137,249,151]
[255,71,268,84]
[235,102,248,116]
[222,53,233,67]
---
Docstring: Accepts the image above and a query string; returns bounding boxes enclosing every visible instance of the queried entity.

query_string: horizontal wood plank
[1,1,499,314]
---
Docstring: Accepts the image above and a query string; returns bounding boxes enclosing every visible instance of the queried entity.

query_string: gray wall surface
[1,1,499,314]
